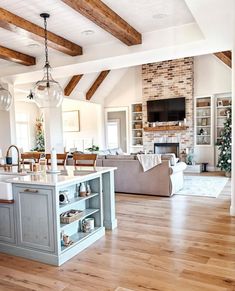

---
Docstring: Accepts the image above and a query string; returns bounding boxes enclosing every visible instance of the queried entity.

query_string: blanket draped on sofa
[137,154,162,172]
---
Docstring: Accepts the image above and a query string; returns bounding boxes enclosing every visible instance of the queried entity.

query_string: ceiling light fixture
[29,13,63,108]
[152,13,168,19]
[0,84,12,111]
[27,43,41,49]
[81,29,95,36]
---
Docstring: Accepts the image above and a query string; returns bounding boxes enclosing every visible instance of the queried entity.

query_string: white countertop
[1,166,116,187]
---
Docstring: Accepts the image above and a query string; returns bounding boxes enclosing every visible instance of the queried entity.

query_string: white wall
[0,111,12,155]
[194,54,231,96]
[104,66,142,107]
[62,99,104,150]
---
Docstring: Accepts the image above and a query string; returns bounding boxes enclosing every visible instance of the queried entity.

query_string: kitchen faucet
[6,145,22,173]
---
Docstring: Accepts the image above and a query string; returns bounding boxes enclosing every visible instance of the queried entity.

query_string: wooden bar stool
[73,154,97,167]
[46,153,68,166]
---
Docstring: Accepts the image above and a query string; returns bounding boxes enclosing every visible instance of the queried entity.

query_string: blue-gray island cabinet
[0,167,117,266]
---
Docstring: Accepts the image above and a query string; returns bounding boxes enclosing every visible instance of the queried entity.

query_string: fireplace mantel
[144,125,189,132]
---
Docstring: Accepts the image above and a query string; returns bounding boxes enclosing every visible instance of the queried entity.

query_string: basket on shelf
[197,101,210,107]
[60,209,83,224]
[135,104,142,112]
[222,100,230,106]
[134,123,142,129]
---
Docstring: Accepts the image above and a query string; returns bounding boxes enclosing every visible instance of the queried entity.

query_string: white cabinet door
[0,204,15,244]
[14,186,55,253]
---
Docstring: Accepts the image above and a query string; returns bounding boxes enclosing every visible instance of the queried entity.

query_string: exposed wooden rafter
[64,74,83,96]
[61,0,142,46]
[0,45,35,66]
[0,7,82,56]
[86,70,110,100]
[214,51,232,68]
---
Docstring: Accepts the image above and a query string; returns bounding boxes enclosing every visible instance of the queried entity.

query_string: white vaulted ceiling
[102,0,195,32]
[0,0,195,47]
[0,0,233,102]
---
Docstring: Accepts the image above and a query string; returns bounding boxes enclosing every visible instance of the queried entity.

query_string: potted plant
[85,145,99,153]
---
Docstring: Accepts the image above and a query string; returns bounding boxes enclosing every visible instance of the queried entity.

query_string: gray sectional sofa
[97,154,186,197]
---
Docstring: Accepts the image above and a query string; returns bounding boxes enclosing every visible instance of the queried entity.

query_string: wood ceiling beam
[61,0,142,46]
[0,45,35,66]
[0,7,82,56]
[86,70,110,100]
[214,51,231,68]
[64,74,83,96]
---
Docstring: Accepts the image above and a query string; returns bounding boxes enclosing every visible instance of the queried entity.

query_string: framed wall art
[62,111,80,132]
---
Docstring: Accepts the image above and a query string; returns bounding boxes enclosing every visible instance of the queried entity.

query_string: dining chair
[46,153,68,166]
[73,154,97,167]
[21,152,41,165]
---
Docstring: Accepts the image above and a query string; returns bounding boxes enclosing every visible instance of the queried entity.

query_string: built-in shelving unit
[61,227,101,252]
[215,93,231,144]
[195,96,212,146]
[58,177,103,255]
[214,93,231,167]
[131,103,143,148]
[59,192,99,213]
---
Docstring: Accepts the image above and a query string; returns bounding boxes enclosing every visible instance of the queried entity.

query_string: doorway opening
[105,107,129,153]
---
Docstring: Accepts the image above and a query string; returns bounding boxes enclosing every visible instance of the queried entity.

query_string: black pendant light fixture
[30,13,63,108]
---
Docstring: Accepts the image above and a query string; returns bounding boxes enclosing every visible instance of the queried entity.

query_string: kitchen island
[0,166,117,266]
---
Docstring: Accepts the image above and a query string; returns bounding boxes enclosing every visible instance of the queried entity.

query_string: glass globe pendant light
[32,13,63,108]
[0,84,12,111]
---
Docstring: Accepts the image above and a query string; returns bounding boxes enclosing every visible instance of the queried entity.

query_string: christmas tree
[32,116,45,152]
[217,107,231,174]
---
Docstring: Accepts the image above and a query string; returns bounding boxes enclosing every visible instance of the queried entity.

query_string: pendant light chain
[43,15,50,86]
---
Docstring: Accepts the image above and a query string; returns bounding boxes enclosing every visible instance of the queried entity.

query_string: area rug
[175,176,229,198]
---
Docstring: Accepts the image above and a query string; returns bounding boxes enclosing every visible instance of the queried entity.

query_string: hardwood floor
[0,179,234,291]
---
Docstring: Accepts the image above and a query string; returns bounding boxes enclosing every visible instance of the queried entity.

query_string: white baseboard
[230,205,235,216]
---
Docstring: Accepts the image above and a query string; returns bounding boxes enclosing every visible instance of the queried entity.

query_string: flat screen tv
[147,97,185,122]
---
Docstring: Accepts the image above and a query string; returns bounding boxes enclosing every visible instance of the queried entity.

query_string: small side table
[201,162,208,172]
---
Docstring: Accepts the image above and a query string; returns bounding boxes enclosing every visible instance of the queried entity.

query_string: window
[107,119,120,149]
[15,113,30,151]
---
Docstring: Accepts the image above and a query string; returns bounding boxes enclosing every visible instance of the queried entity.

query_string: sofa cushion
[97,155,106,159]
[109,148,118,155]
[99,150,110,155]
[105,155,136,160]
[161,153,177,166]
[116,147,124,155]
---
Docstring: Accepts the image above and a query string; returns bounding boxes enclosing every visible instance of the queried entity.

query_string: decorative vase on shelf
[79,182,86,197]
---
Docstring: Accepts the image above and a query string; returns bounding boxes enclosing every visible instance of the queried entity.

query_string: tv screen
[147,97,185,122]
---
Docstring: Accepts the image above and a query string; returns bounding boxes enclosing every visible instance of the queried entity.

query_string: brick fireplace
[154,143,180,157]
[142,57,194,157]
